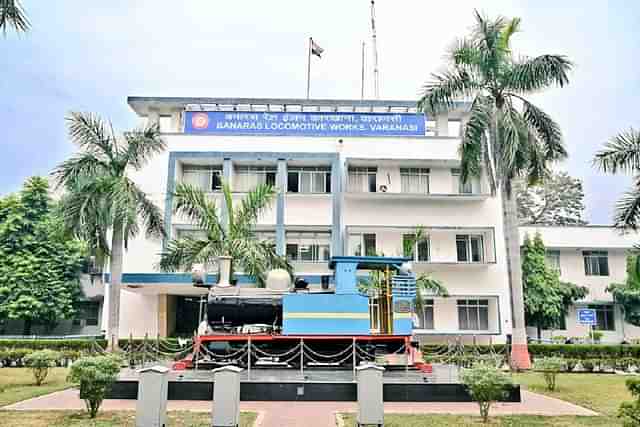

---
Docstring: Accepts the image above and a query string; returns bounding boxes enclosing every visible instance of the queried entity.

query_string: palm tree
[53,112,166,349]
[1,0,29,33]
[593,129,640,228]
[418,11,572,368]
[159,181,292,286]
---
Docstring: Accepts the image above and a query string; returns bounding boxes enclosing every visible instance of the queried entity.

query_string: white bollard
[212,365,243,427]
[356,364,385,427]
[136,365,169,427]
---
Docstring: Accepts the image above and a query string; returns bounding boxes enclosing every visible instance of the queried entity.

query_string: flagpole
[306,37,312,99]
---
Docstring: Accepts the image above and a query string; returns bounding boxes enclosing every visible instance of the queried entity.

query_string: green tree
[517,170,587,225]
[0,0,29,33]
[159,181,291,286]
[401,226,449,309]
[68,355,121,418]
[0,177,86,335]
[53,113,166,348]
[608,254,640,327]
[461,363,514,423]
[619,378,640,427]
[521,233,587,339]
[24,349,60,385]
[418,11,572,363]
[594,128,640,228]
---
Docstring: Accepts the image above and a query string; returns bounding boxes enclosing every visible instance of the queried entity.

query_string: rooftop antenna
[370,0,380,99]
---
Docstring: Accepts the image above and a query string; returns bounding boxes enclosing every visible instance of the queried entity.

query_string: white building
[520,225,640,343]
[96,96,517,343]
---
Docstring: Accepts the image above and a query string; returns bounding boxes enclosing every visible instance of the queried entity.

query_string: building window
[451,168,479,194]
[287,167,331,193]
[75,302,100,327]
[234,166,276,192]
[583,250,609,276]
[418,299,434,329]
[546,250,561,273]
[349,233,376,256]
[348,167,377,192]
[456,234,484,263]
[403,234,430,262]
[285,231,330,262]
[588,304,615,331]
[182,165,222,192]
[457,299,489,330]
[400,168,430,194]
[369,298,381,333]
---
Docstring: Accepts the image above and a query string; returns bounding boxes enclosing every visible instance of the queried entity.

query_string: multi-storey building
[103,96,517,343]
[520,225,640,343]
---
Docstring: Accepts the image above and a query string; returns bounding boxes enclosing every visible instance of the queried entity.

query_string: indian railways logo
[191,113,209,129]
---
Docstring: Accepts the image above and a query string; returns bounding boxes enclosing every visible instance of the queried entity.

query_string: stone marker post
[212,365,243,427]
[356,363,385,426]
[136,365,169,427]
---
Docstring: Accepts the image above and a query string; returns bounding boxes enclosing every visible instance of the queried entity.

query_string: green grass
[340,413,617,426]
[513,372,632,417]
[339,373,634,426]
[0,411,257,426]
[0,368,71,407]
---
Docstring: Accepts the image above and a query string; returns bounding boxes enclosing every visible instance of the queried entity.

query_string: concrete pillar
[157,294,168,338]
[136,365,169,427]
[170,110,182,132]
[331,156,343,256]
[276,159,287,256]
[147,110,160,128]
[356,364,385,426]
[212,366,243,427]
[436,112,449,137]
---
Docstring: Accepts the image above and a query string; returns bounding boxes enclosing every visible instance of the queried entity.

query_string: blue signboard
[184,110,426,137]
[577,308,597,325]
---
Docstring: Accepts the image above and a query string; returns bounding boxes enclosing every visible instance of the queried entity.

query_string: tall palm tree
[0,0,29,33]
[593,129,640,228]
[418,11,572,368]
[159,181,292,286]
[53,112,166,349]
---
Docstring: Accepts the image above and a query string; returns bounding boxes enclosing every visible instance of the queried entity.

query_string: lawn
[0,368,71,407]
[513,372,632,417]
[339,373,633,426]
[0,411,257,427]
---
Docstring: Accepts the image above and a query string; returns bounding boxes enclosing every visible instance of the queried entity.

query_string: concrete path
[2,388,598,427]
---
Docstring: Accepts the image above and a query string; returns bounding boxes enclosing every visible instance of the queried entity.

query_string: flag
[311,38,324,58]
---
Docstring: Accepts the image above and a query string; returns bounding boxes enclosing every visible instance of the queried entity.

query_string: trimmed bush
[68,355,121,418]
[533,357,566,391]
[619,378,640,426]
[24,349,61,385]
[461,363,514,423]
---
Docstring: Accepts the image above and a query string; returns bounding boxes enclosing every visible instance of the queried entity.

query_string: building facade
[94,96,517,343]
[520,225,640,343]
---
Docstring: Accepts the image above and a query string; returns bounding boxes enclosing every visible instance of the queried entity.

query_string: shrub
[461,363,514,423]
[592,331,604,343]
[582,359,595,372]
[24,349,60,385]
[565,358,578,372]
[533,357,566,391]
[68,355,121,418]
[619,378,640,426]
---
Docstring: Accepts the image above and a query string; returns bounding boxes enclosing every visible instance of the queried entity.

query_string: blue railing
[391,274,416,298]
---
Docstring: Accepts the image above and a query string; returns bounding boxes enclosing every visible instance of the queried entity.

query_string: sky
[1,1,639,224]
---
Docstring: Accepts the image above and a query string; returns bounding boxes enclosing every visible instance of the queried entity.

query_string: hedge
[422,343,640,361]
[0,338,192,367]
[0,337,186,351]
